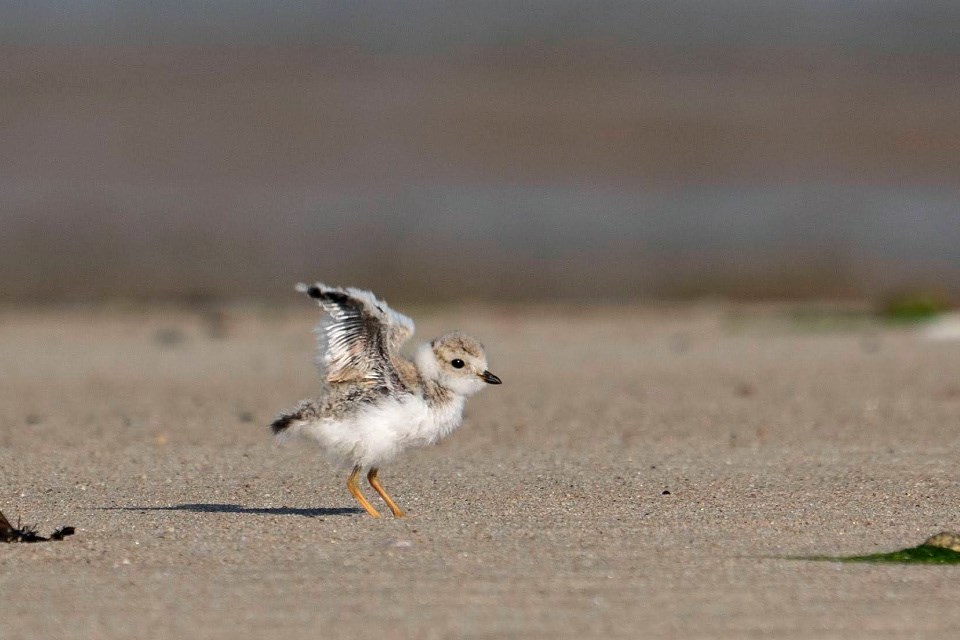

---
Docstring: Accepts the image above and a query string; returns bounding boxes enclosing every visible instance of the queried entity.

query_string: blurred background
[2,1,958,304]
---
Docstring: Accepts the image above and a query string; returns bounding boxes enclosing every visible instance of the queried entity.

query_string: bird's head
[415,331,501,396]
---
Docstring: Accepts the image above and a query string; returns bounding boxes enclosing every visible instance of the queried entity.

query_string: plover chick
[270,282,502,518]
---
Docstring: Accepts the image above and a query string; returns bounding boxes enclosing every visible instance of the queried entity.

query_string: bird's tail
[269,413,296,435]
[269,400,320,436]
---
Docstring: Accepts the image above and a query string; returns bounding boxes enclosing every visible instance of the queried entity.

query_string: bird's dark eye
[451,359,465,369]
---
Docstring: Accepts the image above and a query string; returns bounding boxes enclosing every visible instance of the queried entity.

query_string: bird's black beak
[480,370,502,385]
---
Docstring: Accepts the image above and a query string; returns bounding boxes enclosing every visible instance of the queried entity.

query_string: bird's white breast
[293,393,466,469]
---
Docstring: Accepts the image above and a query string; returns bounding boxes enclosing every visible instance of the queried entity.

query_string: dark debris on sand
[0,508,75,543]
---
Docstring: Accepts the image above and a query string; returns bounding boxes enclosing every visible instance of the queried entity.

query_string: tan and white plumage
[270,282,501,518]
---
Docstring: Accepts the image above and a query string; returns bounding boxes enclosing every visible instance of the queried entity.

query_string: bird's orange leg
[347,465,381,518]
[367,468,406,518]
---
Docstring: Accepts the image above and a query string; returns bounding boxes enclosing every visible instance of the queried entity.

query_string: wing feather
[296,282,415,389]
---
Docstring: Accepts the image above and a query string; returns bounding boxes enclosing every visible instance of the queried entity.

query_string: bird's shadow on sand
[107,503,361,517]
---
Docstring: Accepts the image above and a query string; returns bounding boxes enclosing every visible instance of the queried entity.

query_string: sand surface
[1,304,958,638]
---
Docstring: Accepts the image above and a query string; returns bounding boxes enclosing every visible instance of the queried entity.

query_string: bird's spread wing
[296,282,415,389]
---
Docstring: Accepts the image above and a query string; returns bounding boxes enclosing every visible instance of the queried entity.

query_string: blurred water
[4,1,960,54]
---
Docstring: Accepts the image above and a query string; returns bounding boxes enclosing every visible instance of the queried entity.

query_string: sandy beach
[1,303,958,638]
